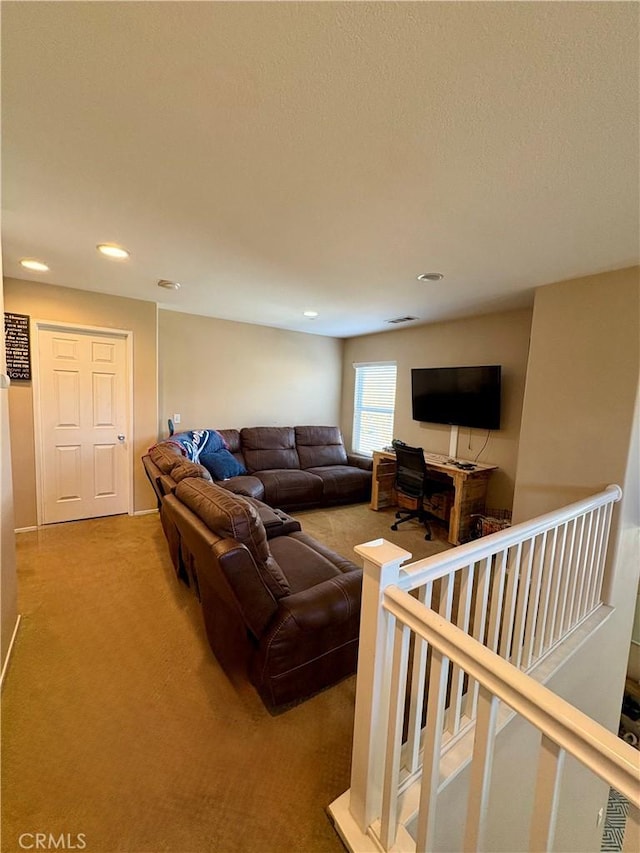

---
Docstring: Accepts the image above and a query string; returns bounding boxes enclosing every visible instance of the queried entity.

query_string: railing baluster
[574,511,595,622]
[594,502,615,607]
[405,582,432,773]
[463,686,499,852]
[523,532,547,670]
[439,571,454,621]
[556,518,577,640]
[414,574,454,852]
[529,736,566,852]
[565,514,586,631]
[414,646,450,853]
[447,562,475,736]
[487,549,508,653]
[380,620,411,851]
[464,556,492,722]
[535,526,558,660]
[546,522,568,647]
[583,506,604,612]
[513,537,535,669]
[499,544,522,661]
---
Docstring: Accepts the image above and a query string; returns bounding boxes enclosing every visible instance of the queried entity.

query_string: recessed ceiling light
[97,243,130,260]
[417,272,444,282]
[303,310,319,318]
[157,279,181,290]
[20,258,50,272]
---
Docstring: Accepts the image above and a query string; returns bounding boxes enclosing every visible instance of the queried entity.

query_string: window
[352,362,397,455]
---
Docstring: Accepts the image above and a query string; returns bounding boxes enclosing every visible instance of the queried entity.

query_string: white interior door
[36,325,131,524]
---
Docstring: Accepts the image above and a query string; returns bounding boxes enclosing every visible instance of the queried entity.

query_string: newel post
[348,538,413,833]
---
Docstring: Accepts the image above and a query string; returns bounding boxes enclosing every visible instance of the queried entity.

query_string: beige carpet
[1,503,450,853]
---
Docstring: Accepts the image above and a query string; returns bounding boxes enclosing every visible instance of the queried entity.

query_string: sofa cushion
[241,427,300,472]
[216,428,248,466]
[295,426,348,468]
[217,429,240,453]
[174,478,290,598]
[148,441,186,473]
[269,531,358,594]
[307,465,371,503]
[256,469,323,507]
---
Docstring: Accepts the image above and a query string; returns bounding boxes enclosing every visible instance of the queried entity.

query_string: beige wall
[512,266,640,521]
[342,308,533,511]
[159,309,343,434]
[4,278,158,528]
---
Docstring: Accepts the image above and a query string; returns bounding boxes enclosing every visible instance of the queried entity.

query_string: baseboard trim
[16,512,158,528]
[0,614,22,690]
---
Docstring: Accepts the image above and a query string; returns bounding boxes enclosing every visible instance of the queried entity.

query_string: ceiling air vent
[386,316,418,324]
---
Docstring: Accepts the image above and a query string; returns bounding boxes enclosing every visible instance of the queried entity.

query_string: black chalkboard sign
[4,312,31,380]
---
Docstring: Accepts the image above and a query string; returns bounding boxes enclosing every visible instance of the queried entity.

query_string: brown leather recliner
[162,478,362,708]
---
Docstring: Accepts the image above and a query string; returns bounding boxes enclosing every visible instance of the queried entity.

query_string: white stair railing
[379,589,639,852]
[330,484,625,852]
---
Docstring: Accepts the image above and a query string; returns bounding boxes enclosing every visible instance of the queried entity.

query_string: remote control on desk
[431,455,476,470]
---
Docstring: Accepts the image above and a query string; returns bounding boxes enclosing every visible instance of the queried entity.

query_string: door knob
[117,434,125,442]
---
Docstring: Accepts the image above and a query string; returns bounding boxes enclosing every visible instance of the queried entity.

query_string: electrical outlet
[173,413,181,424]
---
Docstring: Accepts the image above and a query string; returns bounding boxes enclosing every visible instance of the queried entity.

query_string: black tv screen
[411,366,501,430]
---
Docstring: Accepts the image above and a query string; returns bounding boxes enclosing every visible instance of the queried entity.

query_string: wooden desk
[371,450,497,546]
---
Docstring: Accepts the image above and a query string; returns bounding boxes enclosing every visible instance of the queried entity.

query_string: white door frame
[31,319,134,526]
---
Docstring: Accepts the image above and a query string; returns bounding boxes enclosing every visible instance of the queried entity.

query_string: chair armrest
[277,570,362,632]
[346,452,373,471]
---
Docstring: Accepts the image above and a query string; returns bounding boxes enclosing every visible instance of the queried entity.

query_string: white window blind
[352,362,397,456]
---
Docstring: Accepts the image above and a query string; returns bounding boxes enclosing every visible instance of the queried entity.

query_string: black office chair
[390,440,441,541]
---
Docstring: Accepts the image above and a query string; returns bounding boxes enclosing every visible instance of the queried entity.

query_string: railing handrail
[397,484,622,591]
[383,582,639,806]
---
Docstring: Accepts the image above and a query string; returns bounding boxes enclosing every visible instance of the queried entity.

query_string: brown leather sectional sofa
[159,477,362,707]
[143,425,372,511]
[142,425,369,707]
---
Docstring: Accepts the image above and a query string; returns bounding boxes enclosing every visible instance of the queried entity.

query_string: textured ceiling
[2,1,638,338]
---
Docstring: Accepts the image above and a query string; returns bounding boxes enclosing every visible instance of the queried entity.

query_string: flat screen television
[411,365,501,430]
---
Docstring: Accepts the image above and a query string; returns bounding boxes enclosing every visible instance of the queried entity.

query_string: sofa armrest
[214,539,278,637]
[346,452,373,471]
[277,570,362,632]
[142,455,162,507]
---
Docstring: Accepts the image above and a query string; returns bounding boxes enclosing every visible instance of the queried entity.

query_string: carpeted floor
[1,503,449,853]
